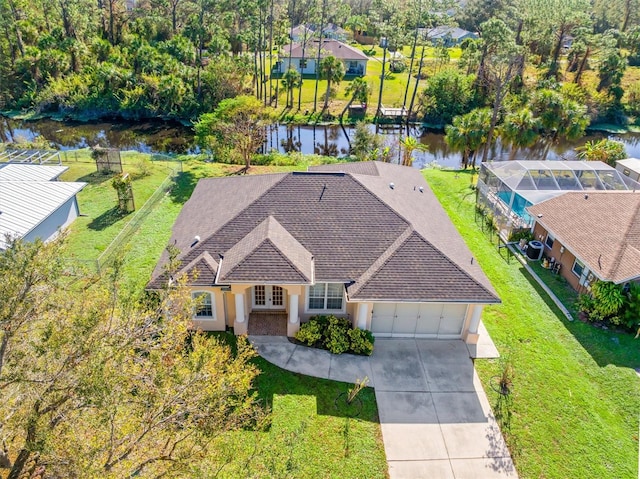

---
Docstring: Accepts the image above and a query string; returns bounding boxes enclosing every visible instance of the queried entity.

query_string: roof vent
[419,186,424,193]
[584,194,589,199]
[389,182,395,189]
[191,235,201,247]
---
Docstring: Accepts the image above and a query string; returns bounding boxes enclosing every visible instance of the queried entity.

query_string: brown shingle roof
[528,191,640,283]
[217,216,313,283]
[283,39,369,61]
[149,162,499,304]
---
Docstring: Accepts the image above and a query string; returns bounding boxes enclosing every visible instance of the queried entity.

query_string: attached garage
[370,302,468,338]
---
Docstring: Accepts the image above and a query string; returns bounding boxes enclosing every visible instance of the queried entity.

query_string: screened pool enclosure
[476,160,640,238]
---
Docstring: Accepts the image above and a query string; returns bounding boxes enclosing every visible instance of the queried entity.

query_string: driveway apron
[250,336,518,479]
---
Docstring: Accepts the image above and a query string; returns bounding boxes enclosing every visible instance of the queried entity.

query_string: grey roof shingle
[149,162,499,304]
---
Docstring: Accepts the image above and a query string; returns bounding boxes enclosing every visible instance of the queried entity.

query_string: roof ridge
[178,250,218,277]
[609,202,640,279]
[350,230,500,302]
[175,173,291,264]
[347,172,413,228]
[349,226,414,296]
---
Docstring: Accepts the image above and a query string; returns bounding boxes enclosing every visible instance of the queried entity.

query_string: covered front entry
[252,285,285,310]
[370,303,468,338]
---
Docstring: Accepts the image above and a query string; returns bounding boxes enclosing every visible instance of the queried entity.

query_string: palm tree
[499,108,540,160]
[445,108,491,168]
[340,77,370,121]
[576,139,627,166]
[281,68,302,108]
[531,89,589,160]
[319,55,345,113]
[399,136,428,166]
[345,15,367,39]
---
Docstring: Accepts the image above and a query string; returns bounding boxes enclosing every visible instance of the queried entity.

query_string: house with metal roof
[527,192,640,292]
[149,162,499,342]
[277,39,369,76]
[615,158,640,182]
[0,164,86,249]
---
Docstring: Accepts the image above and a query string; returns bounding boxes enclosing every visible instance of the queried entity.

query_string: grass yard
[59,149,176,265]
[189,333,386,478]
[423,168,640,479]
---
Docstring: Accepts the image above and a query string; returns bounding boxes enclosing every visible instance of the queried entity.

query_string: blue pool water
[496,191,530,217]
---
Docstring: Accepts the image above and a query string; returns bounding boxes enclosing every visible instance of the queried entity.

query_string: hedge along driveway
[423,168,640,479]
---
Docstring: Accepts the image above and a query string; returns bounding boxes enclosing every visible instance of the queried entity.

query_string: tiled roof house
[528,191,640,291]
[149,162,499,342]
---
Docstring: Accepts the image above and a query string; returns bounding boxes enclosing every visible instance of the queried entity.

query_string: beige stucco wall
[189,287,226,332]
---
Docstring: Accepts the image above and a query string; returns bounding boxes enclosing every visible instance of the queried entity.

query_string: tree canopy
[0,237,263,478]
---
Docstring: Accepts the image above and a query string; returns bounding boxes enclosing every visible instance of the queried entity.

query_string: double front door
[252,285,285,309]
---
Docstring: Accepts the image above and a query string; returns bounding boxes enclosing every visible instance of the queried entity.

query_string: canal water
[1,116,639,169]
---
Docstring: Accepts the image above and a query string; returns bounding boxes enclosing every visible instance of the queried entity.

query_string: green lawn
[59,149,176,266]
[191,333,386,478]
[424,168,640,479]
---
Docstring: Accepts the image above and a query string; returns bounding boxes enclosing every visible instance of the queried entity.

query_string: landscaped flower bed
[295,315,375,355]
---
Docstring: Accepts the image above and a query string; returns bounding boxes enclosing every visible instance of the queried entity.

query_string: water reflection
[1,116,639,169]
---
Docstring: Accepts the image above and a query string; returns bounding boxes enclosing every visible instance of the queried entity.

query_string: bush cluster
[295,315,375,355]
[577,281,640,331]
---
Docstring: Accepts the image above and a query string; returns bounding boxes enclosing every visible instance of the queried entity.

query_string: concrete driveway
[250,335,518,479]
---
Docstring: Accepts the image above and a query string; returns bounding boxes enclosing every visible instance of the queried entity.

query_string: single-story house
[278,39,369,76]
[616,158,640,182]
[476,160,640,239]
[0,163,86,249]
[291,23,348,42]
[148,161,500,343]
[527,191,640,292]
[419,26,478,46]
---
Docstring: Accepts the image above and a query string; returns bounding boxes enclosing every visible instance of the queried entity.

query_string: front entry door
[252,285,285,309]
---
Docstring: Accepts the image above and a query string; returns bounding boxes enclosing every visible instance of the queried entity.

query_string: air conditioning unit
[526,240,544,261]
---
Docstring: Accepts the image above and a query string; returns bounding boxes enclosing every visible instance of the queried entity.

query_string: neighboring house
[419,26,478,46]
[278,39,369,76]
[291,23,348,42]
[290,25,313,43]
[0,164,86,249]
[527,192,640,292]
[476,160,640,240]
[616,158,640,182]
[148,162,500,343]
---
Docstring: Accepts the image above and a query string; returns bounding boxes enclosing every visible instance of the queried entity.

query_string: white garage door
[370,303,468,338]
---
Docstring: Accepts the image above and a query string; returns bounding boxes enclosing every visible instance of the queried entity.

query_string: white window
[572,259,585,277]
[307,283,344,311]
[545,233,555,249]
[192,291,214,319]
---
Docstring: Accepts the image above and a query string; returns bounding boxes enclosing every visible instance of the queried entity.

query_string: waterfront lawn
[192,333,386,478]
[59,150,175,263]
[423,168,640,479]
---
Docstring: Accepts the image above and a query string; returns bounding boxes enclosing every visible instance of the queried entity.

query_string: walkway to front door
[248,311,288,335]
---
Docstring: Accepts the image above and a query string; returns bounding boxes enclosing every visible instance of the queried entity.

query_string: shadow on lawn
[169,170,199,204]
[253,356,380,424]
[205,331,380,424]
[518,267,640,371]
[76,170,116,185]
[87,206,128,231]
